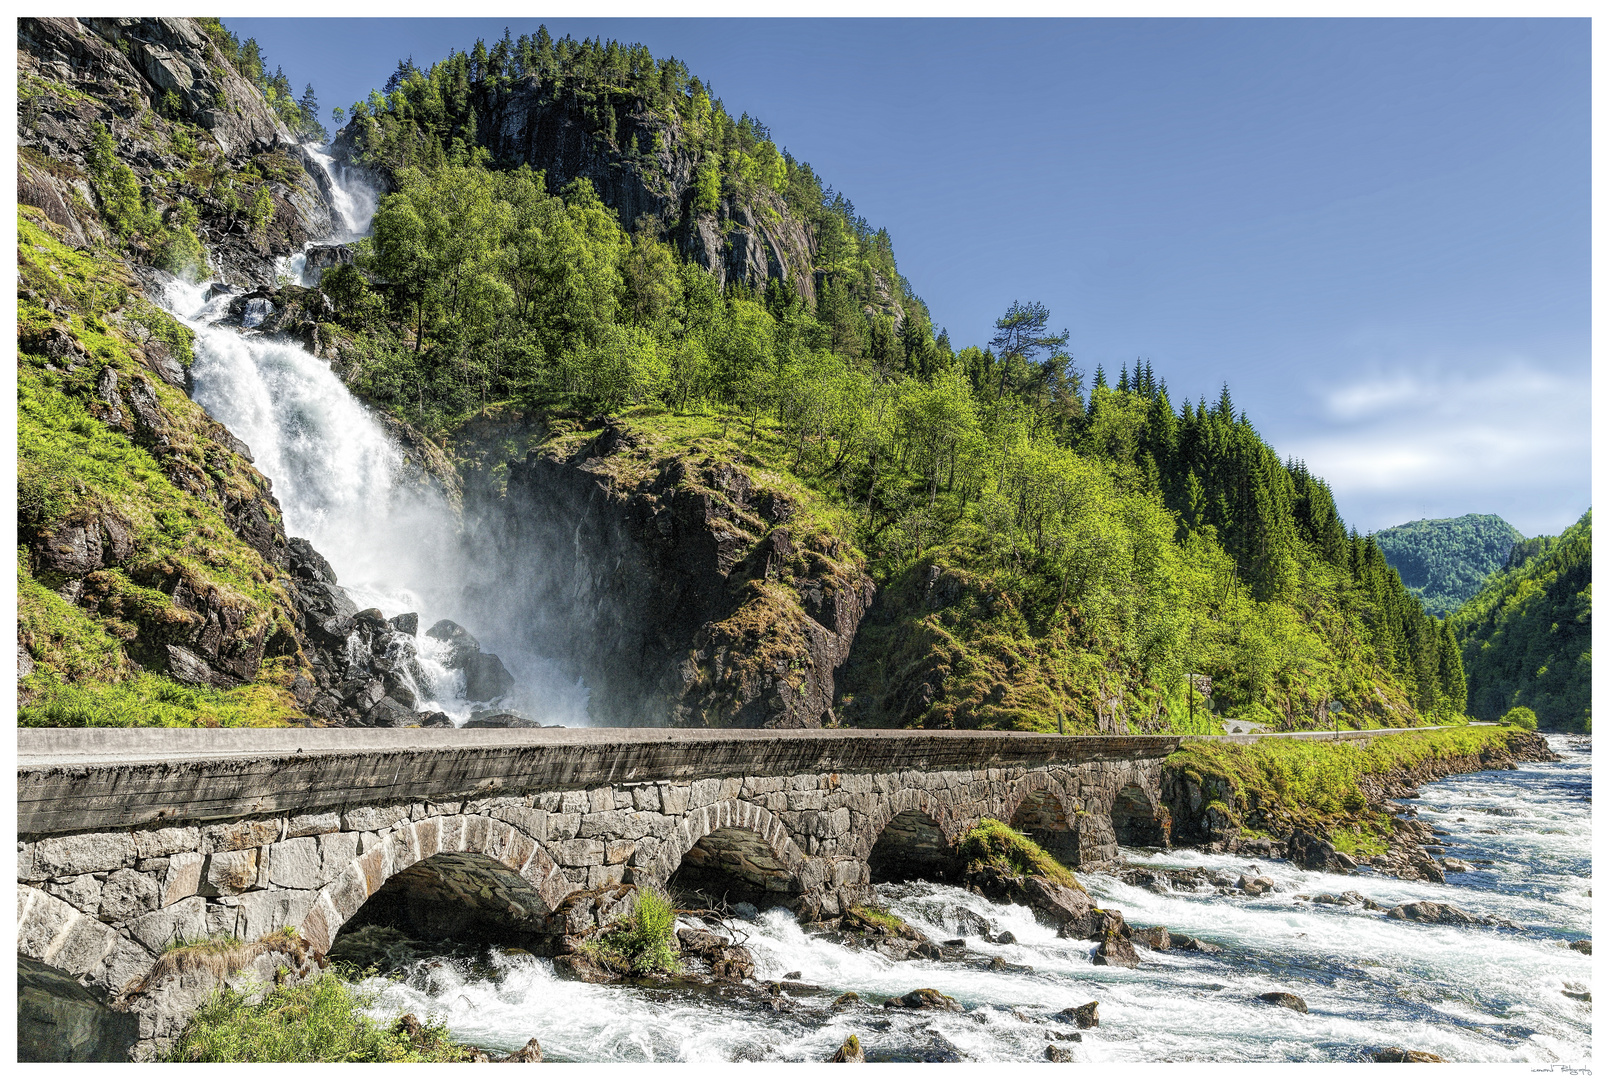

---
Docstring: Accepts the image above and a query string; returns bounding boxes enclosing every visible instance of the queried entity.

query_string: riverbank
[1163,725,1555,880]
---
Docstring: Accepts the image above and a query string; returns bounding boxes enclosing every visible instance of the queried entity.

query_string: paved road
[15,722,1464,769]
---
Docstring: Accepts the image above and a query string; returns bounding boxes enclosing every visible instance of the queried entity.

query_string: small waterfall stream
[161,144,587,725]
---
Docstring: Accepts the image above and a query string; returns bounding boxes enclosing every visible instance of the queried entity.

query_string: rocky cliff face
[19,16,334,286]
[460,416,873,727]
[337,77,819,305]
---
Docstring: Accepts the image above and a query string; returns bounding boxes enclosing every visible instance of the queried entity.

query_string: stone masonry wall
[17,756,1170,1019]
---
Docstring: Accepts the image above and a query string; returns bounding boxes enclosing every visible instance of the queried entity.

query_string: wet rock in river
[499,1038,543,1062]
[1373,1047,1446,1062]
[1569,940,1591,954]
[1168,934,1223,954]
[1258,991,1308,1013]
[1057,1001,1099,1028]
[1045,1045,1077,1062]
[1092,936,1139,968]
[1385,901,1479,926]
[828,1034,866,1062]
[1441,858,1474,873]
[1136,925,1170,950]
[994,930,1017,945]
[882,988,962,1012]
[832,992,860,1009]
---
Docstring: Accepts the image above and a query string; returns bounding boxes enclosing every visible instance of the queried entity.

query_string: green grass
[846,904,911,935]
[166,971,475,1062]
[19,667,303,728]
[955,818,1083,890]
[1167,725,1523,848]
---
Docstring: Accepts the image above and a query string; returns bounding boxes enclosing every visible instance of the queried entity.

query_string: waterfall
[159,150,588,726]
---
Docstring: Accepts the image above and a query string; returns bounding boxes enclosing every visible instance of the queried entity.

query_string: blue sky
[226,17,1590,537]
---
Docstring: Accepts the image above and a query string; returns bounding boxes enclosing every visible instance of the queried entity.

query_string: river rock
[1092,936,1139,968]
[387,612,419,636]
[1168,934,1222,954]
[995,930,1017,945]
[426,619,481,664]
[882,988,962,1012]
[551,953,615,983]
[465,712,543,729]
[1373,1048,1446,1062]
[828,1034,866,1062]
[1045,1045,1077,1062]
[1258,991,1308,1013]
[945,905,992,937]
[675,927,755,981]
[1441,858,1473,873]
[499,1038,543,1062]
[1136,925,1170,950]
[1057,1001,1099,1028]
[462,651,516,701]
[1386,901,1478,926]
[832,992,860,1009]
[1569,940,1591,954]
[1238,874,1276,896]
[1286,830,1352,872]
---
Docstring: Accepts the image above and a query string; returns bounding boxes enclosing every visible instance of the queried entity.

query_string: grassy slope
[1165,725,1524,855]
[17,207,310,726]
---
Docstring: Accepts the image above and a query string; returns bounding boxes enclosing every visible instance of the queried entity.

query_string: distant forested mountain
[1450,510,1591,731]
[1375,513,1522,616]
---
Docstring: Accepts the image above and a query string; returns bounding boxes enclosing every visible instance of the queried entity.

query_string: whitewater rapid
[160,145,587,724]
[357,736,1591,1062]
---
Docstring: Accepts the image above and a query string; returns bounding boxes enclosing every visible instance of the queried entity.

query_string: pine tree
[297,84,328,142]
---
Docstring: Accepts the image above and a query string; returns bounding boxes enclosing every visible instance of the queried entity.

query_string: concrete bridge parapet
[17,727,1180,1008]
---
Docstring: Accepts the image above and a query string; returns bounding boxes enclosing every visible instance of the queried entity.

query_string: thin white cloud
[1278,360,1589,534]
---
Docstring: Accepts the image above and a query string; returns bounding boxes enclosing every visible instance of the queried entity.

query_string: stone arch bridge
[18,727,1178,999]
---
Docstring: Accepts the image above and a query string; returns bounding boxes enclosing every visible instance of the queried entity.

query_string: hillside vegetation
[1451,510,1590,731]
[16,19,1475,733]
[303,29,1466,734]
[1374,513,1522,617]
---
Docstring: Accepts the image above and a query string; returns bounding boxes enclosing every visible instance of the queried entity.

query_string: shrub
[955,818,1081,890]
[1500,705,1538,731]
[167,970,472,1062]
[584,885,681,976]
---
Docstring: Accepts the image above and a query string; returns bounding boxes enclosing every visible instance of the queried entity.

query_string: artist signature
[1531,1068,1591,1075]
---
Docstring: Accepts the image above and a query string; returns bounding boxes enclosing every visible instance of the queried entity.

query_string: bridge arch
[860,788,963,883]
[298,814,566,955]
[1005,777,1084,867]
[660,799,807,908]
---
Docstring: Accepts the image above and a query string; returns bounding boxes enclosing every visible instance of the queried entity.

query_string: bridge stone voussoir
[329,861,370,923]
[462,814,491,853]
[413,817,441,861]
[340,804,408,833]
[300,892,341,954]
[500,827,537,875]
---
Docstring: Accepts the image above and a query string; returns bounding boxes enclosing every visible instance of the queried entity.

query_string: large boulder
[461,651,515,702]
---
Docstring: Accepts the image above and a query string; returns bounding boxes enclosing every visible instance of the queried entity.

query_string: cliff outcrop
[463,415,873,727]
[19,16,333,286]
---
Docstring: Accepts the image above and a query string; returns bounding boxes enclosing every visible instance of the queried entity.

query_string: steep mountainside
[15,17,444,728]
[1374,513,1522,616]
[1450,510,1591,730]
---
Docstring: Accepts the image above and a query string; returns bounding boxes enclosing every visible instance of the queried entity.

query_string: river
[357,735,1591,1063]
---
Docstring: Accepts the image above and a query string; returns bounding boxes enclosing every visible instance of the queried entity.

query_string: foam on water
[358,737,1590,1062]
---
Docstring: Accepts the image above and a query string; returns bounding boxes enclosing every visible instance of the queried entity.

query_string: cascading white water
[274,143,380,286]
[357,737,1591,1062]
[159,150,588,725]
